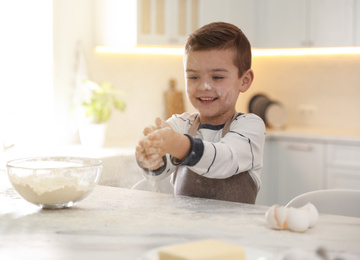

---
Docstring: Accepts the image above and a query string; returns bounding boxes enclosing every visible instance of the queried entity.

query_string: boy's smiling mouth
[199,97,218,103]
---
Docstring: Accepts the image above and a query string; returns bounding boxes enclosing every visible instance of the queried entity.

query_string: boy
[136,22,266,204]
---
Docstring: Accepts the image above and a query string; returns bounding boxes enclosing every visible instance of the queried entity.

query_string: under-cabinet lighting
[251,47,360,56]
[96,46,360,56]
[95,46,184,55]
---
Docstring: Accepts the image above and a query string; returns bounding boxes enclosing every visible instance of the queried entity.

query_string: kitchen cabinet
[275,140,324,205]
[94,0,359,48]
[308,0,355,47]
[255,0,307,48]
[198,0,257,45]
[357,0,360,46]
[94,0,199,47]
[326,143,360,189]
[257,134,360,207]
[199,0,358,48]
[137,0,199,46]
[94,0,138,47]
[256,0,356,48]
[256,139,276,206]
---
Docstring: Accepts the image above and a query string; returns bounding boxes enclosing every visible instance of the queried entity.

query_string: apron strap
[187,114,200,137]
[188,113,237,138]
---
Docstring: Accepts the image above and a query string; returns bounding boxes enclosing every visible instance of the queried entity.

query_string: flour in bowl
[10,173,95,205]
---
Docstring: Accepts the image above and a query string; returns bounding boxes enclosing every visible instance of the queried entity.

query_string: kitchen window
[0,0,53,147]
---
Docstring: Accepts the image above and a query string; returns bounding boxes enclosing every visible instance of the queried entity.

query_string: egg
[300,203,319,228]
[265,205,278,229]
[265,205,288,229]
[275,205,288,229]
[266,203,319,233]
[287,207,310,232]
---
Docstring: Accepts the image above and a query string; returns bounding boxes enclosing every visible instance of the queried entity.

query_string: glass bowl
[6,156,102,209]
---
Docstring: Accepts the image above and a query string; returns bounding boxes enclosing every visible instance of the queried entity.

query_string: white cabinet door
[309,0,355,47]
[94,0,138,47]
[255,0,355,48]
[198,0,257,45]
[256,139,277,206]
[137,0,199,46]
[326,143,360,189]
[327,168,360,189]
[276,140,324,205]
[95,0,198,47]
[255,0,307,48]
[356,0,360,46]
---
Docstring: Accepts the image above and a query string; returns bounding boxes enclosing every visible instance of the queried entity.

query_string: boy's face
[184,49,252,125]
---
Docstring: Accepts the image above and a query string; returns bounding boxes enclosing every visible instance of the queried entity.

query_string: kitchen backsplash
[86,52,360,146]
[89,53,191,146]
[239,53,360,130]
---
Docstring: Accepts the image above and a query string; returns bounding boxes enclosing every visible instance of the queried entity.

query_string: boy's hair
[184,22,252,77]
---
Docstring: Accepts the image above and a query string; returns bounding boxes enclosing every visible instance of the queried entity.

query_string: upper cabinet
[308,0,355,47]
[94,0,360,48]
[197,0,257,46]
[94,0,199,47]
[136,0,199,46]
[255,0,308,48]
[356,0,360,45]
[94,0,138,47]
[256,0,356,48]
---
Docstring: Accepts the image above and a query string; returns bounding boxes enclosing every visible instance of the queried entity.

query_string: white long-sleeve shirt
[140,112,266,190]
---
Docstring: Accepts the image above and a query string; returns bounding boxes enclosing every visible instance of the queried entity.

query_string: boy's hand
[145,118,175,158]
[136,142,163,170]
[146,117,191,161]
[136,117,191,169]
[136,118,165,170]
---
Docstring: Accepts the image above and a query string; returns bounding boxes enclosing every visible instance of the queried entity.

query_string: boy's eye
[213,75,224,80]
[187,76,198,80]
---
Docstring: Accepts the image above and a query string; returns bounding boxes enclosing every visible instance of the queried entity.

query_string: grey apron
[173,113,258,204]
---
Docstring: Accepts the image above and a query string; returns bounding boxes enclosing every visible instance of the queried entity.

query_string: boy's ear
[239,69,254,93]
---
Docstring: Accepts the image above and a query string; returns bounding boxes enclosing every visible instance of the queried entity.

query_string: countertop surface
[266,126,360,144]
[1,171,360,260]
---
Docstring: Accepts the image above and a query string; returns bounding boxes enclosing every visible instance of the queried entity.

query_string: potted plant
[78,80,126,146]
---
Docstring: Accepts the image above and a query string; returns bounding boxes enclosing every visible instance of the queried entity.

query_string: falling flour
[10,174,94,205]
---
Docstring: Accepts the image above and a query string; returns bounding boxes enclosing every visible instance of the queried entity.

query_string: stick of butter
[158,239,246,260]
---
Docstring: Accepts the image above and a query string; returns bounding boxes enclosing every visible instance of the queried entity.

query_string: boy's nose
[198,81,212,91]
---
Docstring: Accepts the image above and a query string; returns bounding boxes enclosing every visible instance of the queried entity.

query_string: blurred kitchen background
[1,0,360,206]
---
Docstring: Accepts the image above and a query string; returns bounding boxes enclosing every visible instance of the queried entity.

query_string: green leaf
[80,80,126,123]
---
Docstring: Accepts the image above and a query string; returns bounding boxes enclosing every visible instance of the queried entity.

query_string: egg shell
[275,206,288,229]
[287,207,310,232]
[265,205,278,229]
[300,203,319,228]
[265,205,287,229]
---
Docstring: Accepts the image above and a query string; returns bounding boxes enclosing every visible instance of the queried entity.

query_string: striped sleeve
[186,114,266,188]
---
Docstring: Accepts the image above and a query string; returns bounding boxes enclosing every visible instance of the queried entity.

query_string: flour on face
[204,82,212,90]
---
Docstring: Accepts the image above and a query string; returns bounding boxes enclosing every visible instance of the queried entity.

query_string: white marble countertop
[266,126,360,144]
[1,171,360,260]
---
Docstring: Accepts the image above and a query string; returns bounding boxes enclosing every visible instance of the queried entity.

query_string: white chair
[286,189,360,218]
